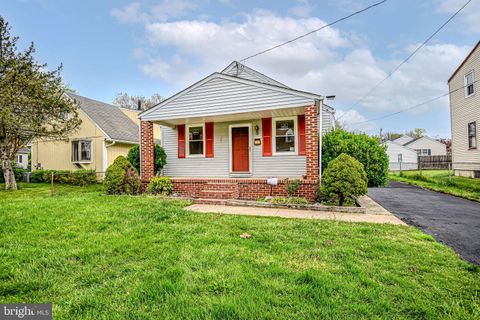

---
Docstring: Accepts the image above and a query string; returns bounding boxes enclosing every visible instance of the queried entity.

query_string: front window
[72,140,92,162]
[274,118,296,153]
[465,71,474,97]
[188,125,204,156]
[468,122,477,149]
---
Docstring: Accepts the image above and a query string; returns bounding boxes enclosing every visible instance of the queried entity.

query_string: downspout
[317,99,323,181]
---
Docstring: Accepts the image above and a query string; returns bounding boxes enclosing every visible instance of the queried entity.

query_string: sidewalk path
[185,204,405,225]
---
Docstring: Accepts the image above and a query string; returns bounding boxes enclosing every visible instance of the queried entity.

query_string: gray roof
[66,93,139,143]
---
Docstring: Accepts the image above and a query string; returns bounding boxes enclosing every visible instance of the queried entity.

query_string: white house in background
[449,41,480,178]
[403,136,447,156]
[393,135,447,156]
[384,141,418,171]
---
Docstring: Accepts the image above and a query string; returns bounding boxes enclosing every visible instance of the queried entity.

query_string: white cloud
[336,109,375,133]
[111,0,196,24]
[437,0,480,33]
[113,4,472,137]
[288,0,312,18]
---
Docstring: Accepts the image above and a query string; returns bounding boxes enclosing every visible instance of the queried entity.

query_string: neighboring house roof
[403,135,445,147]
[140,61,325,121]
[392,135,414,145]
[384,140,417,152]
[448,41,480,82]
[16,148,30,154]
[66,93,139,143]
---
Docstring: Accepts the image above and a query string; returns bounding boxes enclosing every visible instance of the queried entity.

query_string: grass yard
[1,184,479,319]
[390,170,480,202]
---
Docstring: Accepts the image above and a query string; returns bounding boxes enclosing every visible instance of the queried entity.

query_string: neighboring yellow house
[31,93,160,174]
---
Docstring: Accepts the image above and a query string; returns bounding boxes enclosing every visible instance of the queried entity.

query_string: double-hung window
[465,71,475,97]
[273,117,296,153]
[468,122,477,149]
[187,125,204,156]
[72,140,92,162]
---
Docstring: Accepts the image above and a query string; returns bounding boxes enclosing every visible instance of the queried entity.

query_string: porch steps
[198,182,238,200]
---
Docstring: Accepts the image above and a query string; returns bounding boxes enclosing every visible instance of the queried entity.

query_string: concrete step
[193,198,229,205]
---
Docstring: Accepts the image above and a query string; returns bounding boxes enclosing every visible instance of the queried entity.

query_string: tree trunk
[1,152,17,191]
[339,194,345,206]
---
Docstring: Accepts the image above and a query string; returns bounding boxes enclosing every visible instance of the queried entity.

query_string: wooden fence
[418,155,452,170]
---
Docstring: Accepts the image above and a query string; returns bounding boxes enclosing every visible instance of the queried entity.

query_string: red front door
[232,127,249,172]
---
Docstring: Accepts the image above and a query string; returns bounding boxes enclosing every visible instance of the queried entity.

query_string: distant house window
[415,149,431,156]
[16,155,23,163]
[465,71,474,97]
[72,140,92,162]
[187,125,204,156]
[397,154,402,162]
[273,117,296,153]
[468,122,477,149]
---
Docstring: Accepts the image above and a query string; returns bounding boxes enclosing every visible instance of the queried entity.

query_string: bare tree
[0,16,81,190]
[112,92,164,110]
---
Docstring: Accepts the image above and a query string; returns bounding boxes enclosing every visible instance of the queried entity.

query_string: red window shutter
[205,122,214,158]
[262,118,272,156]
[298,114,306,155]
[178,124,186,158]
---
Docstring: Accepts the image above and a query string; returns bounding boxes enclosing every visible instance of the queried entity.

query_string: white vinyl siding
[162,120,306,178]
[405,137,447,156]
[141,77,314,121]
[321,107,335,133]
[450,43,480,173]
[385,141,418,171]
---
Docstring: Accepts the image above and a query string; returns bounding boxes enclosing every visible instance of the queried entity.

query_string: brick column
[305,105,319,180]
[140,120,154,190]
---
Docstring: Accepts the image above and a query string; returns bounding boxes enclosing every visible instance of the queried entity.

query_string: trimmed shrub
[322,129,388,187]
[285,179,300,197]
[127,144,167,175]
[29,169,96,185]
[147,176,174,195]
[103,156,140,195]
[319,153,368,206]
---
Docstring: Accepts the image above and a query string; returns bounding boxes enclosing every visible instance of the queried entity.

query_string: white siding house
[449,41,480,178]
[138,61,335,201]
[384,141,418,171]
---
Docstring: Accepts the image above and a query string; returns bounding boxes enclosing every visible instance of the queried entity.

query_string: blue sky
[2,0,479,137]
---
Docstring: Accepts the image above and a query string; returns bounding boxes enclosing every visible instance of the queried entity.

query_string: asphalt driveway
[368,181,480,265]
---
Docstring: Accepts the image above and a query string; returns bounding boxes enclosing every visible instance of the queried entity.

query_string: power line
[345,79,479,127]
[337,0,473,120]
[239,0,388,62]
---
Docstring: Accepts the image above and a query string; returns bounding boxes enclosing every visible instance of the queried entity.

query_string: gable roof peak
[221,61,289,88]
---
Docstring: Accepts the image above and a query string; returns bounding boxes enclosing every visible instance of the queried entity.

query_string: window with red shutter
[262,118,272,156]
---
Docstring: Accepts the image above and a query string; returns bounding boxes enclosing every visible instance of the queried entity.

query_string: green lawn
[1,184,479,319]
[390,170,480,202]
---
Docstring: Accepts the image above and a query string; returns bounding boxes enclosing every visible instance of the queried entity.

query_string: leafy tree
[0,16,80,190]
[319,153,368,206]
[127,144,167,175]
[112,92,163,110]
[322,129,388,187]
[405,128,426,139]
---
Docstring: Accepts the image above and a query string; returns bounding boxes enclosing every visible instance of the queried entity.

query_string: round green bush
[322,129,388,187]
[319,153,368,206]
[147,176,174,195]
[127,144,167,175]
[104,156,140,195]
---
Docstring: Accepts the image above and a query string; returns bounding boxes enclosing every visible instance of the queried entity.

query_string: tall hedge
[127,144,167,175]
[322,129,388,187]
